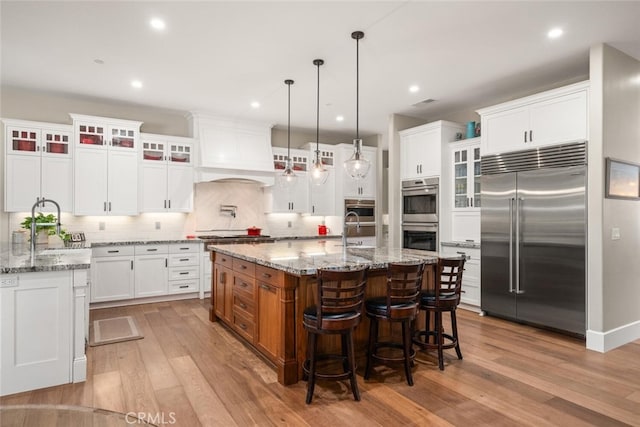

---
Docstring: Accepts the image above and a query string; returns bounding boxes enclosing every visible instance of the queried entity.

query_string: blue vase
[466,121,476,139]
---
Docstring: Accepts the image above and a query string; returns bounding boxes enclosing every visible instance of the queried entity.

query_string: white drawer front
[168,280,198,294]
[169,244,199,254]
[135,244,169,255]
[169,253,198,267]
[92,246,134,257]
[169,267,199,281]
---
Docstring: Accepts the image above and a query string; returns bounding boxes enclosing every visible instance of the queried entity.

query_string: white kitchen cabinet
[90,246,135,303]
[134,244,169,298]
[478,81,589,156]
[451,138,481,210]
[265,147,309,213]
[1,271,71,395]
[3,119,73,212]
[440,245,481,308]
[139,133,195,213]
[336,143,377,201]
[71,114,142,216]
[305,144,336,216]
[400,120,464,181]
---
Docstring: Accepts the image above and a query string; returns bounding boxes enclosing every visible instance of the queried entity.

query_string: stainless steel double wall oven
[401,177,439,251]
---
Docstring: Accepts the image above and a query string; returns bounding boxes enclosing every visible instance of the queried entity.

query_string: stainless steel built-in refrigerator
[480,142,586,336]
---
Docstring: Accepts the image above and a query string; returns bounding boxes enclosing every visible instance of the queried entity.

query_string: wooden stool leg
[341,334,349,373]
[364,317,378,380]
[306,332,317,404]
[451,310,463,360]
[402,320,414,386]
[436,312,444,371]
[346,329,361,401]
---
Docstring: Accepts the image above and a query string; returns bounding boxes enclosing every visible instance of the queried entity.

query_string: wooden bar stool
[303,266,368,404]
[413,257,465,371]
[364,261,425,386]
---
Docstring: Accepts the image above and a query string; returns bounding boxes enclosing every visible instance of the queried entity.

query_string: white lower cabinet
[1,269,88,396]
[440,246,480,308]
[134,244,169,297]
[91,243,200,304]
[91,246,135,303]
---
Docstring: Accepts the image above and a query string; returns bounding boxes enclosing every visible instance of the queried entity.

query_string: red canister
[318,225,328,235]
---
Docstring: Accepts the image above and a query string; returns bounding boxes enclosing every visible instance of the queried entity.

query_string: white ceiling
[2,1,640,142]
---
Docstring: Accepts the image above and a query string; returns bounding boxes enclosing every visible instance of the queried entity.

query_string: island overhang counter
[208,240,439,385]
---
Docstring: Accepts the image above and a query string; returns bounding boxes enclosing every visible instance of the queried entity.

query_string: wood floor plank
[115,340,161,417]
[154,385,201,427]
[168,355,237,427]
[92,371,125,414]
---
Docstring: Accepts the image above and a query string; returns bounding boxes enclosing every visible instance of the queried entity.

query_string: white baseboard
[586,319,640,352]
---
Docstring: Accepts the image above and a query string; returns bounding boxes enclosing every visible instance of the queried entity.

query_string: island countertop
[208,240,439,276]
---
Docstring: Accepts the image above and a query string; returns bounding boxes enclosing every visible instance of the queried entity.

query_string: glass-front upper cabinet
[451,138,480,210]
[71,114,141,150]
[6,124,71,156]
[141,138,193,165]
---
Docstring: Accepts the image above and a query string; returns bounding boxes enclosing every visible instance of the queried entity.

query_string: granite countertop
[1,243,91,274]
[208,240,439,276]
[441,241,481,249]
[89,238,199,247]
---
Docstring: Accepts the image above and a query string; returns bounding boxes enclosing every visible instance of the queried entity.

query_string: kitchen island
[208,240,439,385]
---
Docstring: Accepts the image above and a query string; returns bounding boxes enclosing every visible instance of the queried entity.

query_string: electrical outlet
[0,277,18,287]
[155,221,161,230]
[99,222,105,231]
[611,227,621,240]
[288,221,292,228]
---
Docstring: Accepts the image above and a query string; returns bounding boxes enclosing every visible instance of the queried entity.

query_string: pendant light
[310,59,329,185]
[344,30,371,180]
[277,79,297,188]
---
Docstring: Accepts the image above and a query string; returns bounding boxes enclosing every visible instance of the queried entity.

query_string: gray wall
[588,44,640,340]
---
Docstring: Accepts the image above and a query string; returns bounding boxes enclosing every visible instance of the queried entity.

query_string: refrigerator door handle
[509,197,514,293]
[515,197,524,294]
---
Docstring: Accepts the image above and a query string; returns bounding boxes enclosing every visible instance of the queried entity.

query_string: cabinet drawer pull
[147,248,158,252]
[179,247,189,251]
[179,272,189,275]
[240,282,248,288]
[262,272,272,279]
[107,250,120,253]
[239,302,247,309]
[239,323,247,330]
[179,258,189,261]
[260,284,276,293]
[240,265,247,269]
[179,285,189,289]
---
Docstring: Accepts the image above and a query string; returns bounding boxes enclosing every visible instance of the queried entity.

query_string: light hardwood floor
[1,298,639,426]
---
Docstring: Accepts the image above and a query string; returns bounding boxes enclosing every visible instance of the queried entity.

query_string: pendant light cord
[356,35,359,140]
[316,61,320,154]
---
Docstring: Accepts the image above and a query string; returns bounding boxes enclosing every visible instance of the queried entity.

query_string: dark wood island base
[208,244,437,385]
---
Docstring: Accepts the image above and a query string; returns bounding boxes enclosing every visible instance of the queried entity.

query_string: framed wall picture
[605,158,640,200]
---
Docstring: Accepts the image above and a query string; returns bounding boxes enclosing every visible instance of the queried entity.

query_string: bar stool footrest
[303,354,356,381]
[370,341,416,363]
[412,330,458,351]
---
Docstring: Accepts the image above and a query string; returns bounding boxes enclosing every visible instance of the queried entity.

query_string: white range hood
[188,113,275,186]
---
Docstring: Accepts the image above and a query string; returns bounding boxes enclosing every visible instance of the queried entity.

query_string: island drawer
[233,292,255,317]
[233,258,255,276]
[214,253,233,268]
[232,311,255,341]
[255,265,283,287]
[233,273,255,298]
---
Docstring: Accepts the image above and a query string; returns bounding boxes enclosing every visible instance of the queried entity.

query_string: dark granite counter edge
[90,239,199,248]
[1,262,91,275]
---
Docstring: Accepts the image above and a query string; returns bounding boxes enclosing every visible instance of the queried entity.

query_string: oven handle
[402,223,438,231]
[402,187,438,197]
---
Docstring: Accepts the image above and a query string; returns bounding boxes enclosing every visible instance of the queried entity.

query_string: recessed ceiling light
[251,101,260,109]
[131,80,143,89]
[547,28,563,39]
[150,18,166,31]
[336,115,344,122]
[409,85,420,93]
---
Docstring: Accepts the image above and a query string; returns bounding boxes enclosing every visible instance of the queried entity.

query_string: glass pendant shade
[344,30,370,180]
[310,150,329,185]
[278,79,297,189]
[344,138,371,179]
[277,159,297,188]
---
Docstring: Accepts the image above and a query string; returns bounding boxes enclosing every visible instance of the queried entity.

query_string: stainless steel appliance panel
[402,178,438,223]
[402,223,438,252]
[516,166,586,335]
[480,172,517,319]
[344,199,375,223]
